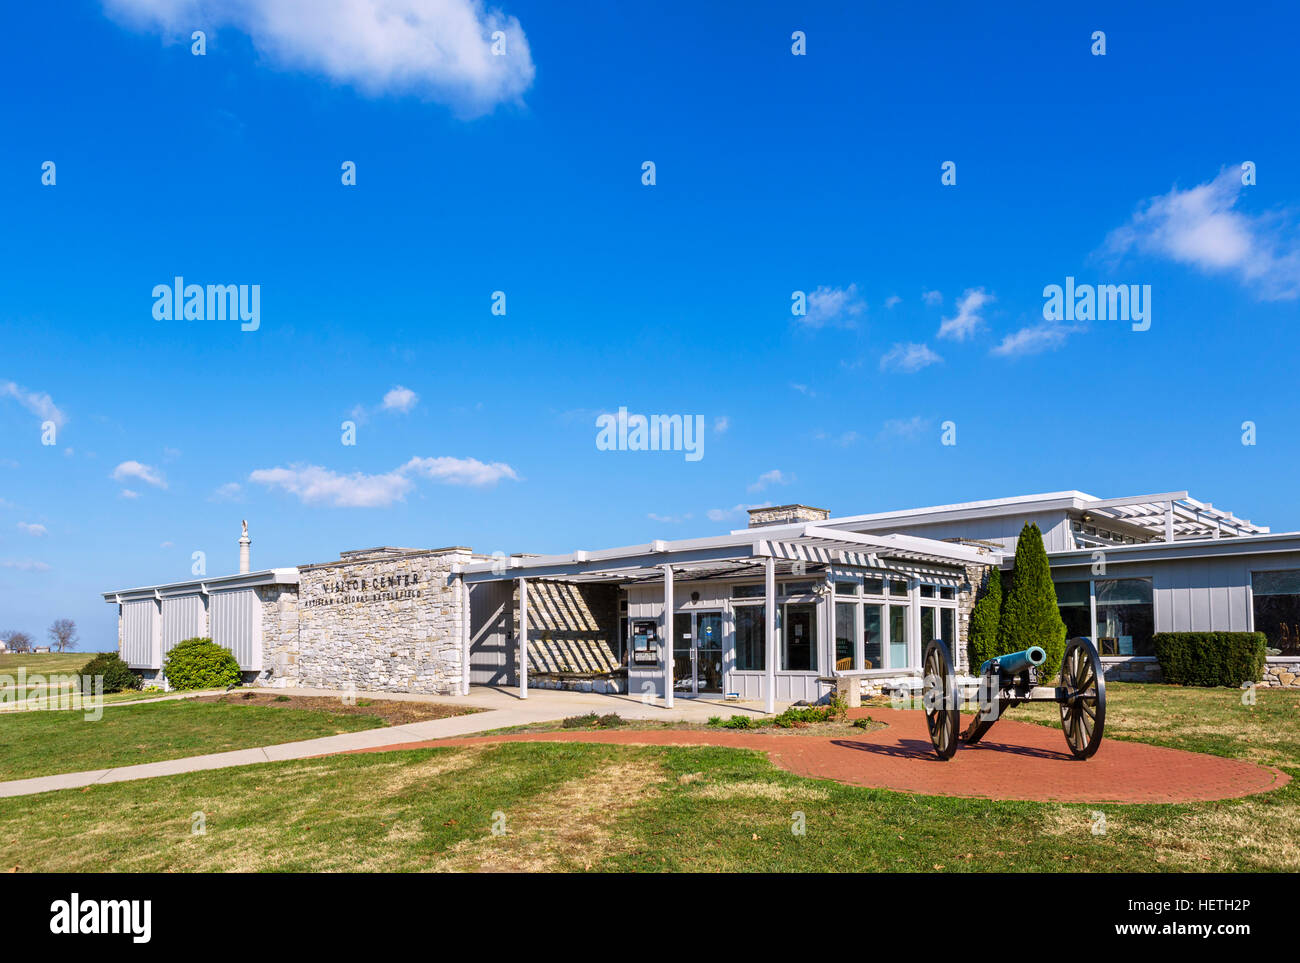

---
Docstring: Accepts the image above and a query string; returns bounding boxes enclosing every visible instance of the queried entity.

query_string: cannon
[921,636,1106,761]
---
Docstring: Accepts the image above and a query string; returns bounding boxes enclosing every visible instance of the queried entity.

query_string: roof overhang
[103,567,300,604]
[811,490,1268,542]
[1046,531,1300,568]
[454,524,996,584]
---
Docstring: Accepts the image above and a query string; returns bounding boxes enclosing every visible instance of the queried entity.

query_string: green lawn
[0,652,101,678]
[0,699,385,781]
[0,682,1294,872]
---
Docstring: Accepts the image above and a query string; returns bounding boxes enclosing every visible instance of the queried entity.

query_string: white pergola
[452,523,994,714]
[1072,491,1269,543]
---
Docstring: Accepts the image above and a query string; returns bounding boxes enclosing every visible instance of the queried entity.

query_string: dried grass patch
[432,758,665,873]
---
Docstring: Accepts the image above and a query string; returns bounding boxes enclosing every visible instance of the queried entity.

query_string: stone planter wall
[1263,659,1300,688]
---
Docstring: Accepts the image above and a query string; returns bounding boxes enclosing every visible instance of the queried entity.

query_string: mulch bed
[196,692,479,726]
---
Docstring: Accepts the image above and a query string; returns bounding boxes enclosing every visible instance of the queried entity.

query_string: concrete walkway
[0,687,771,799]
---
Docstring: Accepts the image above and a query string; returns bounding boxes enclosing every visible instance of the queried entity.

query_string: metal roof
[455,523,995,584]
[800,490,1268,542]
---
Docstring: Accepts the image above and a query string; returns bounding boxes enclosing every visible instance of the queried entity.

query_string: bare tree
[48,619,78,653]
[1,630,34,653]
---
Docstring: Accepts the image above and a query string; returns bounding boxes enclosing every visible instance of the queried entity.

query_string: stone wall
[290,547,471,694]
[515,580,620,675]
[1262,659,1300,688]
[747,504,831,527]
[256,584,300,686]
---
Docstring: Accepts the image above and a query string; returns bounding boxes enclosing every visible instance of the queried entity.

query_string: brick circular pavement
[356,708,1289,804]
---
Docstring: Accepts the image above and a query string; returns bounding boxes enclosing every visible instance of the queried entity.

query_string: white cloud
[706,502,770,523]
[992,320,1084,357]
[112,460,167,489]
[401,455,518,486]
[103,0,536,117]
[799,284,865,328]
[789,383,814,396]
[879,415,930,440]
[212,482,243,501]
[647,512,692,524]
[748,469,790,493]
[251,454,518,507]
[0,558,50,572]
[382,385,419,413]
[713,416,730,434]
[250,464,413,508]
[937,287,994,341]
[1104,166,1300,300]
[1,381,67,428]
[880,342,942,373]
[921,289,943,306]
[160,540,175,548]
[17,522,46,536]
[884,295,901,309]
[120,489,141,499]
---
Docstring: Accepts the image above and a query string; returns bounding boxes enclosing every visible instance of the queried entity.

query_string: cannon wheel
[1059,637,1106,759]
[922,639,960,761]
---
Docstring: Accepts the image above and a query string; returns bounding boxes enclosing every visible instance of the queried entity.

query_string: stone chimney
[239,519,251,574]
[747,504,831,528]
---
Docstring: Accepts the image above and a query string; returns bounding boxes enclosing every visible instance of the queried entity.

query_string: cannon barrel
[979,646,1046,678]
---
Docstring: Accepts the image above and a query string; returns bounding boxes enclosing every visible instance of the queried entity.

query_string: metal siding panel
[121,599,159,669]
[469,580,514,685]
[210,588,260,671]
[161,595,205,656]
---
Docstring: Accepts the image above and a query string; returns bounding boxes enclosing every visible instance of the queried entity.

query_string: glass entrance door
[672,611,724,695]
[694,612,723,693]
[672,613,694,694]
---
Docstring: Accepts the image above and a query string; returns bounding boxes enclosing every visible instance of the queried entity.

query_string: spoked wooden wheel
[922,639,960,761]
[1059,637,1106,759]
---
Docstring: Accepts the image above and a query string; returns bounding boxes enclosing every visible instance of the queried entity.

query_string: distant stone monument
[239,520,251,574]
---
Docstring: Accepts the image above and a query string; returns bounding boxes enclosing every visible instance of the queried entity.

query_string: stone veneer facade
[258,546,471,694]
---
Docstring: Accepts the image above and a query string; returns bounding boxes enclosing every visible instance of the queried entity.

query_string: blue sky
[2,0,1299,650]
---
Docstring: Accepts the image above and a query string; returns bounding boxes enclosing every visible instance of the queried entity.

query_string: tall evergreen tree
[966,567,1003,670]
[995,522,1067,678]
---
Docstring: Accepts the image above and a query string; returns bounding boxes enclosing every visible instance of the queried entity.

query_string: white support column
[764,556,776,715]
[1164,501,1175,543]
[662,565,674,709]
[460,577,471,696]
[517,577,529,700]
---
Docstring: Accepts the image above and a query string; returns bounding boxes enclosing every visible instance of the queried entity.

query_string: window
[888,578,909,597]
[941,607,955,648]
[834,579,860,596]
[1252,570,1300,655]
[733,605,765,670]
[782,603,818,671]
[863,604,883,669]
[1054,580,1092,641]
[889,604,908,667]
[835,602,857,669]
[1095,578,1153,656]
[863,577,884,596]
[920,585,935,599]
[731,583,765,599]
[781,581,816,596]
[939,586,955,601]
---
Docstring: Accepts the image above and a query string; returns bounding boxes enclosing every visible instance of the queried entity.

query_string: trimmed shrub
[162,637,241,690]
[78,652,141,694]
[966,567,1003,671]
[996,523,1067,679]
[1153,632,1266,687]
